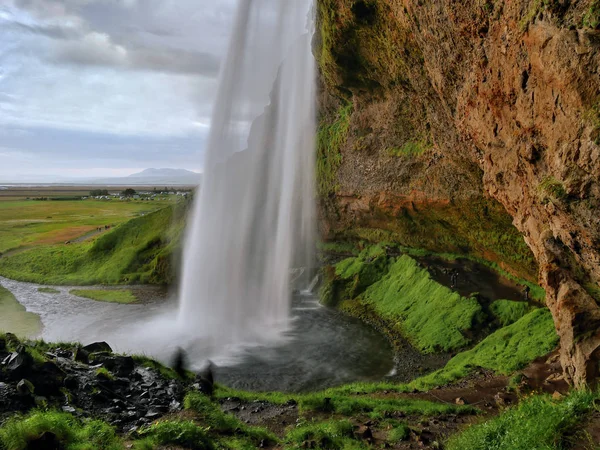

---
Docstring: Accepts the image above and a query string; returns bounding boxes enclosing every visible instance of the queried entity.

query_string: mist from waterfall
[177,0,316,351]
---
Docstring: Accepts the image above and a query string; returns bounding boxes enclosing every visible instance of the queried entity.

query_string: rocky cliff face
[316,0,600,386]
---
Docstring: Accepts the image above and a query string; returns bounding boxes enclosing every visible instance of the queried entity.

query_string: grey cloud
[10,21,83,40]
[51,38,220,76]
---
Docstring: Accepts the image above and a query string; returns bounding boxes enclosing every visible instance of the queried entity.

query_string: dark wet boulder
[83,342,112,354]
[63,375,79,390]
[92,354,134,376]
[73,347,89,364]
[2,348,34,380]
[30,362,66,396]
[16,378,34,395]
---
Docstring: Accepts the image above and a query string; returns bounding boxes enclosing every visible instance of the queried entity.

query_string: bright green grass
[490,299,534,326]
[285,419,365,450]
[411,308,558,390]
[95,367,115,380]
[0,199,173,254]
[0,410,123,450]
[0,285,41,339]
[37,287,60,294]
[388,422,410,443]
[135,420,213,450]
[214,384,474,417]
[358,254,484,353]
[70,289,137,304]
[184,393,276,447]
[446,390,598,450]
[0,204,184,285]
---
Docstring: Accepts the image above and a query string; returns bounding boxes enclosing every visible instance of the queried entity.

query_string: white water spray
[177,0,316,350]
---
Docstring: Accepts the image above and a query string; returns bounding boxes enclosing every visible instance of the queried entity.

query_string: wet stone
[82,342,113,354]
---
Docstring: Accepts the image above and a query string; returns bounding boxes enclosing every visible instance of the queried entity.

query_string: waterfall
[177,0,316,350]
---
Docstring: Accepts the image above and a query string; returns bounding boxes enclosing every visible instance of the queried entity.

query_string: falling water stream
[177,0,317,349]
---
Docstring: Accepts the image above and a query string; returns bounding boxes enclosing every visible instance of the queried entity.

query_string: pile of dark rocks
[0,334,192,431]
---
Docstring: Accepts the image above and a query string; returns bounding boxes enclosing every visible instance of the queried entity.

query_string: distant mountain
[86,168,202,186]
[128,168,199,179]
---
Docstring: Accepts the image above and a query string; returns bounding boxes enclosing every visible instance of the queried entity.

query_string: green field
[0,201,187,285]
[0,199,175,254]
[70,289,137,304]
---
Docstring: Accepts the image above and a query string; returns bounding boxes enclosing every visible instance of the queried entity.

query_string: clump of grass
[446,390,599,450]
[70,289,137,304]
[411,308,558,390]
[317,104,352,196]
[37,287,60,294]
[388,423,410,443]
[136,420,213,450]
[184,393,275,446]
[490,300,534,326]
[387,141,430,157]
[95,367,114,381]
[539,176,567,203]
[285,419,361,449]
[583,0,600,29]
[0,410,122,450]
[357,255,484,353]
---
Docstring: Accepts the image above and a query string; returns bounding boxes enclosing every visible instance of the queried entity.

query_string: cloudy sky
[0,0,239,181]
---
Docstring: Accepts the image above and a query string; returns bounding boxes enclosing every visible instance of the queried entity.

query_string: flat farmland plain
[0,186,179,254]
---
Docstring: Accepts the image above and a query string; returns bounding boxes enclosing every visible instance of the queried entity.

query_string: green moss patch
[583,0,600,29]
[357,254,484,353]
[446,390,598,450]
[387,141,431,157]
[490,300,534,326]
[317,104,352,197]
[70,289,137,304]
[411,308,558,390]
[539,176,567,203]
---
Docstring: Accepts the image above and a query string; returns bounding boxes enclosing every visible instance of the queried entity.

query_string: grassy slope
[0,203,186,285]
[70,289,137,304]
[447,390,599,450]
[327,249,485,353]
[358,255,484,353]
[0,199,173,254]
[490,299,534,326]
[411,308,558,390]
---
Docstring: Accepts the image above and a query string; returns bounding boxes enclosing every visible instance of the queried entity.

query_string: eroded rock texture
[316,0,600,386]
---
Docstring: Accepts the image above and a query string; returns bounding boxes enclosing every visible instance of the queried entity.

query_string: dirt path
[222,351,570,449]
[71,228,106,243]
